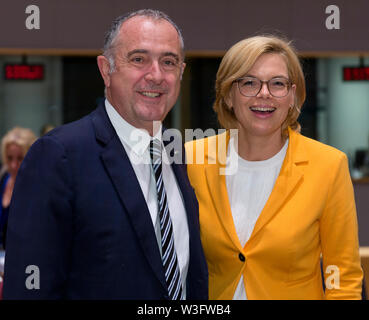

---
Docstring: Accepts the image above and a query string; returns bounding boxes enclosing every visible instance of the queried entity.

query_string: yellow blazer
[185,128,363,299]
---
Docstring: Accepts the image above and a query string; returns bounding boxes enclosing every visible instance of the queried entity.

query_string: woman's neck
[7,174,15,185]
[236,128,286,161]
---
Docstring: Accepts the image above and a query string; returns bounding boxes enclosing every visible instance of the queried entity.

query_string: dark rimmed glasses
[235,76,292,98]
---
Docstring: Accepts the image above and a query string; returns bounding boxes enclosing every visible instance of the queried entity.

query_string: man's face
[98,16,185,135]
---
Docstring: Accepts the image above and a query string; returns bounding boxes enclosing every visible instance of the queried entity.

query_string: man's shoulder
[42,110,98,149]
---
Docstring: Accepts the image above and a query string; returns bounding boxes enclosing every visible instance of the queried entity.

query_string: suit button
[239,253,245,262]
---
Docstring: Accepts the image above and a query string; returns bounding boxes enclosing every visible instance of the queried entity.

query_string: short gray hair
[103,9,185,73]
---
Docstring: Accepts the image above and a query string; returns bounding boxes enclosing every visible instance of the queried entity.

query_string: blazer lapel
[202,129,307,251]
[204,132,244,251]
[92,103,167,291]
[246,128,306,246]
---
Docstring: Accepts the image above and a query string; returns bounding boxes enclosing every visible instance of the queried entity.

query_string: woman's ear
[224,87,234,110]
[290,84,297,106]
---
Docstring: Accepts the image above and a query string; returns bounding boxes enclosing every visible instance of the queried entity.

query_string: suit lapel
[163,135,197,237]
[171,161,196,227]
[92,103,167,291]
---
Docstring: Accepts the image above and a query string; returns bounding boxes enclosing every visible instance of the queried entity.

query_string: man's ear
[180,62,186,80]
[97,55,111,88]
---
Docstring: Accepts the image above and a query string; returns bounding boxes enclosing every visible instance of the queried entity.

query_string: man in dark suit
[3,9,208,299]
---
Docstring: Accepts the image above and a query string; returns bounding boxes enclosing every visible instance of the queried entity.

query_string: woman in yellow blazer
[185,35,363,299]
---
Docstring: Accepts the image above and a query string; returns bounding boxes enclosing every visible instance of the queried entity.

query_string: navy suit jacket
[3,102,208,299]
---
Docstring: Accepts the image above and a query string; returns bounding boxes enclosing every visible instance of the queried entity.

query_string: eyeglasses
[235,76,292,98]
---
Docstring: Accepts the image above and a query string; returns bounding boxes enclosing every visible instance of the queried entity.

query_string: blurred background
[0,0,368,297]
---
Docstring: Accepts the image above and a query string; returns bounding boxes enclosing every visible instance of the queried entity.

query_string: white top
[226,136,289,300]
[105,99,189,297]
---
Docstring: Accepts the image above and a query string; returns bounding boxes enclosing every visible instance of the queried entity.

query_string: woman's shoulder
[0,172,10,197]
[185,131,228,165]
[0,171,9,185]
[293,131,347,163]
[184,131,225,149]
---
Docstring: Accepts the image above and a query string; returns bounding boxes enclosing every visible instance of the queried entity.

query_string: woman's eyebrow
[246,74,288,79]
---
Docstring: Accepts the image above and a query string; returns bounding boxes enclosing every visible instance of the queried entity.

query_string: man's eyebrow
[127,49,148,57]
[162,52,180,62]
[127,49,180,62]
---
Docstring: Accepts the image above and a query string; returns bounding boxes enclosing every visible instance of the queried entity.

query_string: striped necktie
[150,139,183,300]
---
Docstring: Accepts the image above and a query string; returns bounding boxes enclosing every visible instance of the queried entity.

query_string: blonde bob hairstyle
[213,35,306,137]
[1,127,37,167]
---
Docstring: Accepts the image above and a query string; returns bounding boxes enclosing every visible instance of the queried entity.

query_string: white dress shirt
[226,136,288,300]
[105,99,189,297]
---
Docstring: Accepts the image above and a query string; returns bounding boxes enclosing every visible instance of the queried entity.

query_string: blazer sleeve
[319,153,363,300]
[3,136,74,299]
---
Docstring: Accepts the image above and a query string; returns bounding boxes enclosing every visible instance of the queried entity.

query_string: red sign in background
[343,67,369,81]
[4,64,44,80]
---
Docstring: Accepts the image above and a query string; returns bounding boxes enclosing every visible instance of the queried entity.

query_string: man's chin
[138,112,168,124]
[133,117,165,135]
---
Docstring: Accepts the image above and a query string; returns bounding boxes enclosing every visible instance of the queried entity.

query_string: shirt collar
[105,99,162,157]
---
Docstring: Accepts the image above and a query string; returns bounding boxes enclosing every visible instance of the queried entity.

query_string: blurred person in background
[185,35,363,299]
[40,124,55,136]
[0,127,36,300]
[0,127,37,249]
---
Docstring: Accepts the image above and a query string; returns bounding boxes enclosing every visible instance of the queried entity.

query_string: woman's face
[227,53,296,139]
[6,143,24,177]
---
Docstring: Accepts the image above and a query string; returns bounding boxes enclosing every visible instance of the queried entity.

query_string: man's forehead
[120,16,178,40]
[114,16,182,56]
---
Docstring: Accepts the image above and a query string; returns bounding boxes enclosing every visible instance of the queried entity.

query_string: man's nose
[145,60,164,83]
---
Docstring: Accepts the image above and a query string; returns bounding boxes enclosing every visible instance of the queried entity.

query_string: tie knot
[150,139,162,165]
